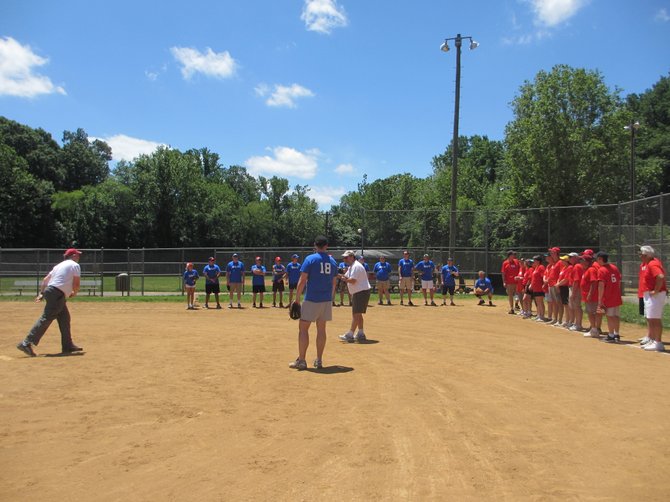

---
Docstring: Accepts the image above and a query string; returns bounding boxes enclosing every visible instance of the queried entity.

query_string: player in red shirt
[555,255,573,328]
[580,251,600,337]
[595,251,622,342]
[518,258,534,318]
[638,245,667,351]
[530,255,547,321]
[548,248,565,324]
[568,253,586,332]
[501,250,521,314]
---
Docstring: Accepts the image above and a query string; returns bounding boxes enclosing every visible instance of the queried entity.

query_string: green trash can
[116,273,130,294]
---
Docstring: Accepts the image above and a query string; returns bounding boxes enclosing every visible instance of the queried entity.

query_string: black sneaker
[430,301,437,306]
[216,305,222,309]
[16,342,36,357]
[408,301,414,306]
[387,301,392,305]
[478,299,485,305]
[603,334,620,343]
[489,301,494,306]
[378,301,384,305]
[62,344,83,353]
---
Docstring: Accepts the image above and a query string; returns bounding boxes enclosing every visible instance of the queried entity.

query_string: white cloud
[255,83,315,108]
[245,146,319,179]
[307,185,347,207]
[92,134,166,162]
[334,163,354,175]
[0,37,65,98]
[170,46,237,80]
[655,8,670,22]
[528,0,588,27]
[301,0,348,34]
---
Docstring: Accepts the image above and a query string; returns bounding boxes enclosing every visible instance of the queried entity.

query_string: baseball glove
[289,302,301,320]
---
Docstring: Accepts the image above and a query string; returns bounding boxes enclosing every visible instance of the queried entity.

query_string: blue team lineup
[181,245,472,311]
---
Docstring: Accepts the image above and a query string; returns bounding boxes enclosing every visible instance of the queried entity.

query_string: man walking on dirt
[17,248,84,357]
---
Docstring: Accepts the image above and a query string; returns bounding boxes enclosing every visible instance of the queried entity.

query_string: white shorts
[643,291,666,319]
[421,280,434,290]
[300,300,333,322]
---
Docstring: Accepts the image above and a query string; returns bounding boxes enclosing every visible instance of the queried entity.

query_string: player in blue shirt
[359,256,370,272]
[398,250,415,306]
[289,235,338,371]
[251,256,267,308]
[415,254,437,306]
[272,257,287,308]
[474,270,495,306]
[183,262,199,310]
[373,255,393,305]
[286,254,302,305]
[203,257,222,309]
[226,253,245,308]
[440,257,459,306]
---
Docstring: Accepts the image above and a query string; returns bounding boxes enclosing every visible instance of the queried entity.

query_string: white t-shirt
[47,259,81,296]
[345,260,371,295]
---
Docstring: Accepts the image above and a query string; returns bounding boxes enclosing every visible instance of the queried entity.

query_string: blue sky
[1,0,669,207]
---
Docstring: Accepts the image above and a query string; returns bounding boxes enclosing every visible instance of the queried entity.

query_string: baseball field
[2,298,669,501]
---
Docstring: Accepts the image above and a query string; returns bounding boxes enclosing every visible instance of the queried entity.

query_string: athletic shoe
[424,301,428,306]
[515,303,521,310]
[602,334,620,343]
[400,301,404,305]
[489,301,494,307]
[508,309,515,314]
[643,341,666,352]
[332,301,337,306]
[62,344,83,353]
[584,330,600,338]
[355,332,367,342]
[229,303,233,308]
[237,303,242,309]
[252,303,256,308]
[378,301,384,305]
[339,333,355,343]
[569,325,581,331]
[272,303,276,307]
[641,338,655,348]
[204,304,210,309]
[450,301,456,306]
[387,301,392,305]
[16,342,36,357]
[260,303,264,308]
[442,301,446,306]
[408,301,414,306]
[478,299,485,306]
[431,301,437,306]
[289,358,307,370]
[639,336,651,345]
[313,358,323,369]
[216,305,222,309]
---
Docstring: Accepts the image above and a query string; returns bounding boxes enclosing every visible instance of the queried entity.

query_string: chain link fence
[2,194,667,296]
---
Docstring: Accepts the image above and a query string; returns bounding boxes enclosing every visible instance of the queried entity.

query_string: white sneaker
[643,341,665,352]
[584,330,600,338]
[569,325,581,331]
[339,333,355,343]
[641,338,656,348]
[355,332,367,342]
[639,336,651,345]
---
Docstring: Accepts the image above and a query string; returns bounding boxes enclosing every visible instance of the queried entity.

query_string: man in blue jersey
[272,256,286,308]
[415,253,437,306]
[441,257,459,306]
[398,250,415,306]
[203,257,222,309]
[289,235,338,371]
[226,253,245,308]
[251,256,267,308]
[373,255,392,305]
[286,254,302,305]
[474,270,494,306]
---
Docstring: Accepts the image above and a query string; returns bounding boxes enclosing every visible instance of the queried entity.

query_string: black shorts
[559,286,570,305]
[272,281,285,292]
[205,282,220,295]
[352,289,371,314]
[441,284,455,295]
[289,282,298,291]
[531,291,545,298]
[639,297,645,316]
[252,285,266,294]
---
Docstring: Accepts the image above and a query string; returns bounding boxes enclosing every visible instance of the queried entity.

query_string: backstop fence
[1,193,668,296]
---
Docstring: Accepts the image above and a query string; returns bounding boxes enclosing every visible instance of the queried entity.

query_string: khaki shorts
[229,283,242,293]
[301,300,333,322]
[585,302,598,314]
[376,279,390,291]
[399,277,414,292]
[569,288,582,309]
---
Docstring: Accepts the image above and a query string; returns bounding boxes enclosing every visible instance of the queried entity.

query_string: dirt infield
[2,300,669,501]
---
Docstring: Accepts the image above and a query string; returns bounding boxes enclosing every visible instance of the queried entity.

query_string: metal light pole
[624,121,640,201]
[441,34,478,257]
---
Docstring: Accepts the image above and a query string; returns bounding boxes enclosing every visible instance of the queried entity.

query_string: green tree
[60,128,112,191]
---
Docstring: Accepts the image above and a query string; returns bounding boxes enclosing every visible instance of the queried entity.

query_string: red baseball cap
[275,256,281,262]
[64,248,82,257]
[548,247,560,253]
[582,249,594,256]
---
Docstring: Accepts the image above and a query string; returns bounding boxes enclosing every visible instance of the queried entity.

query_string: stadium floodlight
[440,33,478,257]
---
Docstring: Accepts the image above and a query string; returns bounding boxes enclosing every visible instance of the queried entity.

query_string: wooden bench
[12,279,101,296]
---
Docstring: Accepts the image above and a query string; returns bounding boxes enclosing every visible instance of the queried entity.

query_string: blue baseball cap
[291,254,299,259]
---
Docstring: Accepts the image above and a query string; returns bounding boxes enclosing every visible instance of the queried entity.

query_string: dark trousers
[26,286,73,349]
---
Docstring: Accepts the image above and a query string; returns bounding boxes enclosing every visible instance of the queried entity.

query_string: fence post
[547,208,551,247]
[127,247,131,297]
[484,210,490,275]
[100,247,105,297]
[660,195,664,260]
[141,247,145,296]
[617,203,624,291]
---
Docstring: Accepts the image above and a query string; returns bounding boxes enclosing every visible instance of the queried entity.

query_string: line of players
[500,246,667,351]
[183,251,465,310]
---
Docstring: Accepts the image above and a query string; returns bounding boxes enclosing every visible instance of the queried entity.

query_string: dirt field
[2,298,669,501]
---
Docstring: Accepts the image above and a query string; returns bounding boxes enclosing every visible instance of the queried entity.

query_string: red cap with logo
[64,248,82,257]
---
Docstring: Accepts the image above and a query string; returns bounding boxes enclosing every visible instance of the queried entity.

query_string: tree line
[1,65,668,250]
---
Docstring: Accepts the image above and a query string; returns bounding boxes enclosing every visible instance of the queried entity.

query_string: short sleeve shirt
[203,264,221,283]
[398,258,414,277]
[501,259,520,284]
[638,258,667,297]
[475,277,493,292]
[251,265,266,286]
[286,262,302,285]
[272,263,286,282]
[48,259,81,297]
[415,260,435,281]
[374,261,392,281]
[226,261,245,283]
[183,269,199,287]
[441,265,458,286]
[597,263,622,308]
[301,252,338,303]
